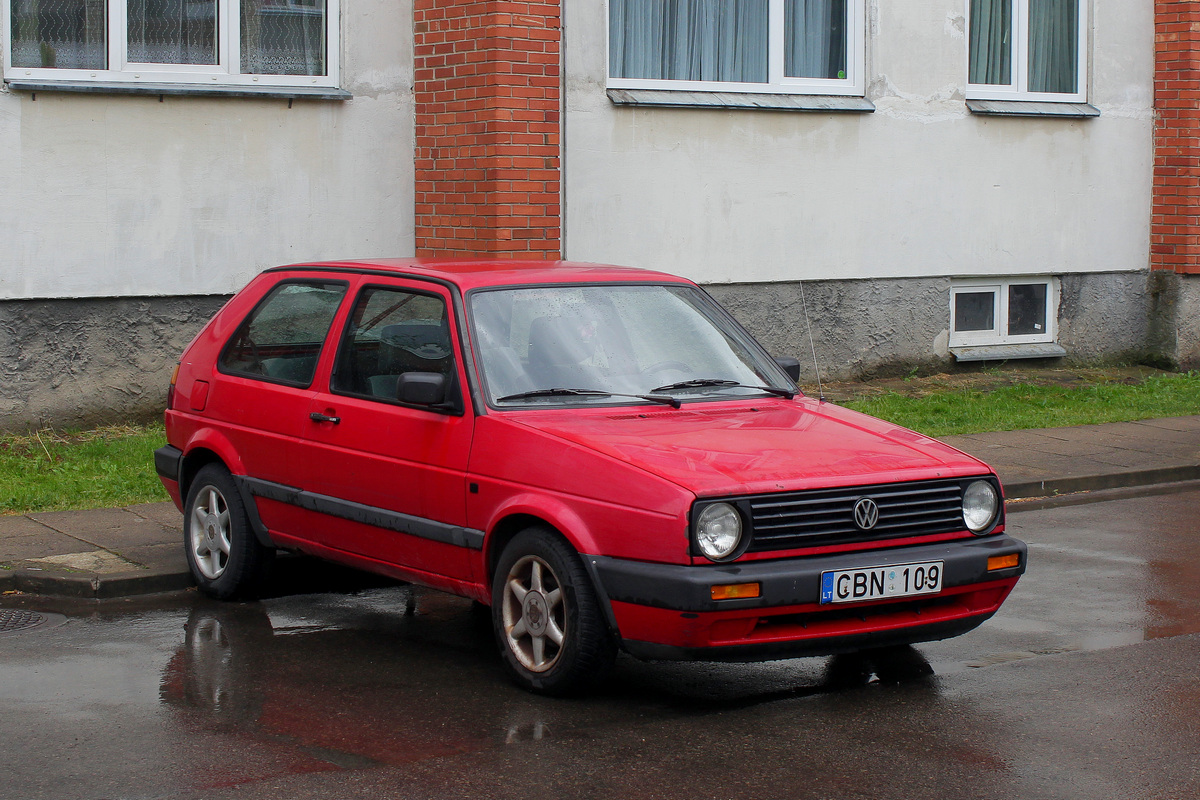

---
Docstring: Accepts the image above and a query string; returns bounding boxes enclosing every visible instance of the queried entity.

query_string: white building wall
[0,0,414,301]
[562,0,1154,286]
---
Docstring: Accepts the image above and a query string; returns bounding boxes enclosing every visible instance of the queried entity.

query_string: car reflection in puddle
[159,583,940,790]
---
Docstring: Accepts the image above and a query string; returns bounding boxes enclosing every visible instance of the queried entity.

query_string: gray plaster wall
[561,0,1153,286]
[708,271,1159,382]
[0,0,415,300]
[0,295,229,431]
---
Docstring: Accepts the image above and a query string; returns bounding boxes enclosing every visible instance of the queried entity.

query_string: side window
[219,280,348,385]
[331,286,455,403]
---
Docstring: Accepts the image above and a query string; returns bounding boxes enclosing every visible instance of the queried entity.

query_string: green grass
[842,371,1200,438]
[1,372,1198,514]
[0,424,169,515]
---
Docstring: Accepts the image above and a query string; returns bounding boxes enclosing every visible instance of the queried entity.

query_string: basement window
[949,278,1064,359]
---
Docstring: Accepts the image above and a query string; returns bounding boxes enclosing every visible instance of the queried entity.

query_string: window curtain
[785,0,845,79]
[968,0,1011,85]
[609,0,768,83]
[127,0,217,64]
[1027,0,1077,93]
[10,0,106,68]
[241,0,326,76]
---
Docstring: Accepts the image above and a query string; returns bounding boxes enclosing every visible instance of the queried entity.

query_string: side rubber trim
[621,615,993,663]
[590,535,1027,613]
[238,476,485,550]
[154,446,183,482]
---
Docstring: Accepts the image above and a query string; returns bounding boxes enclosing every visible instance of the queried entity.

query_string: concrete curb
[4,458,1198,601]
[1003,465,1200,500]
[0,567,193,599]
[1006,478,1200,513]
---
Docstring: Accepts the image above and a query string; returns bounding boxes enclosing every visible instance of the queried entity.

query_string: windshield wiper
[496,387,681,409]
[650,378,796,399]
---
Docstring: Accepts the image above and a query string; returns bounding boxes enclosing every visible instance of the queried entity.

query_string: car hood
[505,397,993,497]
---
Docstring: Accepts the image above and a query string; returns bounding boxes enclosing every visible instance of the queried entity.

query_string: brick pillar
[413,1,562,259]
[1153,1,1200,274]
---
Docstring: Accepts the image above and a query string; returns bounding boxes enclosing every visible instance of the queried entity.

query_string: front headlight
[963,480,999,534]
[695,502,744,561]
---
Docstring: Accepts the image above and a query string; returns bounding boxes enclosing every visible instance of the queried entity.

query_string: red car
[155,259,1026,694]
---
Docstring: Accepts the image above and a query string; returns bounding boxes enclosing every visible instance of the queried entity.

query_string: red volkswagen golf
[156,259,1026,694]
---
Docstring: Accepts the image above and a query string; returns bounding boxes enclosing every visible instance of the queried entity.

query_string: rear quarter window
[218,280,349,386]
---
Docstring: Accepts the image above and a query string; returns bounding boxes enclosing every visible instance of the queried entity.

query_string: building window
[949,278,1058,347]
[608,0,864,96]
[4,0,339,88]
[967,0,1085,102]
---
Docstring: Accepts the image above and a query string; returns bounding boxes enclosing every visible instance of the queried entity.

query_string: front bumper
[584,534,1026,661]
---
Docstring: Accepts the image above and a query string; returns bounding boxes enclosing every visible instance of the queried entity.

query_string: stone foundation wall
[709,271,1158,383]
[0,270,1180,431]
[1178,275,1200,369]
[0,296,229,432]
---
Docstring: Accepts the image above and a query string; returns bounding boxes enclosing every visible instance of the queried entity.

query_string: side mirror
[397,372,447,406]
[774,357,802,382]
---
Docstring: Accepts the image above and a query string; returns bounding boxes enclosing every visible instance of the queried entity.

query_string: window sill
[951,343,1067,362]
[607,88,874,113]
[965,100,1098,118]
[3,79,351,101]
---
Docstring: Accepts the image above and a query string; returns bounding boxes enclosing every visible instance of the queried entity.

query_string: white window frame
[965,0,1087,103]
[606,0,866,97]
[2,0,341,89]
[949,277,1059,347]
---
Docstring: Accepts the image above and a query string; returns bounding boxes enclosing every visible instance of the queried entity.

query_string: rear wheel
[492,528,616,695]
[184,464,273,600]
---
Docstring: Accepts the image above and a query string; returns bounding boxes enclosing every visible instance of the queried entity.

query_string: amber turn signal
[987,553,1020,571]
[166,363,181,410]
[711,582,761,600]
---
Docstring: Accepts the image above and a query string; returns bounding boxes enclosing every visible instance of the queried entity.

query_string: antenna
[799,281,826,403]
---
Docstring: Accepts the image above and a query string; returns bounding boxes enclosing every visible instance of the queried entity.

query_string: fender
[483,492,599,557]
[480,492,625,640]
[180,427,273,548]
[181,426,249,480]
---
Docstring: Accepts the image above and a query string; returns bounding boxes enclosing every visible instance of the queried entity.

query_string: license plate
[820,561,944,604]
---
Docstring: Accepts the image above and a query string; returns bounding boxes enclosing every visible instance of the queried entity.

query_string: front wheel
[492,528,616,695]
[183,464,273,600]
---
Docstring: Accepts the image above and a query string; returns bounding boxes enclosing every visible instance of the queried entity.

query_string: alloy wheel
[501,555,567,672]
[190,485,232,580]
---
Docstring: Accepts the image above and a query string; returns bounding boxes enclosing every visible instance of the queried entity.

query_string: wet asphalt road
[2,490,1199,800]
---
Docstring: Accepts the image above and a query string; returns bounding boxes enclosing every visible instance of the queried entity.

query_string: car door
[294,277,476,582]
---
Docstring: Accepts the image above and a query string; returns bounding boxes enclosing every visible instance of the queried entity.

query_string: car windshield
[469,284,795,407]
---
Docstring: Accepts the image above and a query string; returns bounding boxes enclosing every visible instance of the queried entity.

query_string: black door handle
[309,412,341,424]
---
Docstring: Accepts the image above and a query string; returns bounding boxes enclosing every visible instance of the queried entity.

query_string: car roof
[266,258,694,292]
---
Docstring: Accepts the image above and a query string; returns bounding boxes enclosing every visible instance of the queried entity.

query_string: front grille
[746,478,969,552]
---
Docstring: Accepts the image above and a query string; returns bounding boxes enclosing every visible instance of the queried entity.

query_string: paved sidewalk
[2,415,1198,599]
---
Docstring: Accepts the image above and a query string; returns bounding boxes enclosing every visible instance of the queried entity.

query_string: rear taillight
[166,363,180,410]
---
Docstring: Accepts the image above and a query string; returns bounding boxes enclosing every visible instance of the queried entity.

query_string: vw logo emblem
[853,497,880,530]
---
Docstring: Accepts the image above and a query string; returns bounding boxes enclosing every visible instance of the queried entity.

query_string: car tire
[492,527,617,695]
[184,464,274,600]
